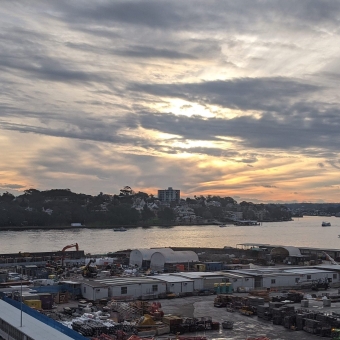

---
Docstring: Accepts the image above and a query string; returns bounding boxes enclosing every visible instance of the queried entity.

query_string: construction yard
[155,290,340,340]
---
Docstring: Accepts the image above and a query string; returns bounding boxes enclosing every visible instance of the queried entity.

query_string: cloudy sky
[1,0,340,203]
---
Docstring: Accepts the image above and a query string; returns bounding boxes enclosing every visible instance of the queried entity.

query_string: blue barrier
[32,284,81,296]
[3,297,87,340]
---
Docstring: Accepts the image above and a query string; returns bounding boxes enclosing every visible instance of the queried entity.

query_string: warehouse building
[150,248,198,271]
[129,248,198,271]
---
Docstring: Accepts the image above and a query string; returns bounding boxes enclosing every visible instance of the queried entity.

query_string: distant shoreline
[0,222,215,231]
[0,219,293,231]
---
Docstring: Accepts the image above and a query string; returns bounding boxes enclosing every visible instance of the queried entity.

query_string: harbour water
[1,216,339,254]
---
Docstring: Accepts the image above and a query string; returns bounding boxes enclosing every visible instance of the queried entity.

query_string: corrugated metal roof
[153,274,193,283]
[82,281,110,288]
[95,277,163,286]
[0,300,75,340]
[284,268,332,274]
[172,271,226,279]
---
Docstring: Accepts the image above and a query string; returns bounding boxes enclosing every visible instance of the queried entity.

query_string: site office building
[158,187,180,202]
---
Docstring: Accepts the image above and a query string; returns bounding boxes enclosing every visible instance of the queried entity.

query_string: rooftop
[0,299,75,340]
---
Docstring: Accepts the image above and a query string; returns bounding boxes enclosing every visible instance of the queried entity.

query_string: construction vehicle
[81,259,98,278]
[61,243,79,266]
[311,278,330,291]
[331,328,340,339]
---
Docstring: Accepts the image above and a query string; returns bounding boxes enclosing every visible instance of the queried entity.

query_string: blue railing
[2,296,87,340]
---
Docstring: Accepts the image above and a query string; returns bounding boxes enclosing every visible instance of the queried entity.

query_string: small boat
[322,221,331,227]
[219,224,227,228]
[222,320,234,329]
[113,227,127,232]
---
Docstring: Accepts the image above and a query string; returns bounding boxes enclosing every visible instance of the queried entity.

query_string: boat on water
[234,220,261,226]
[322,221,331,227]
[113,227,127,232]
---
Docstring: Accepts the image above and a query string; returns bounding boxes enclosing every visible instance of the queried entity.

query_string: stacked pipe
[303,318,321,335]
[256,306,271,321]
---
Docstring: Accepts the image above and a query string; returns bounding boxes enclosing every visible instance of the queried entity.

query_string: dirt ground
[156,293,340,340]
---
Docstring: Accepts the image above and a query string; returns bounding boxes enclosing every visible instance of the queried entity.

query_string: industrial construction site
[2,245,340,339]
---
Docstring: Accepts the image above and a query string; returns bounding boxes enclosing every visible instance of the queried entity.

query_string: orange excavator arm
[61,243,79,266]
[62,243,79,252]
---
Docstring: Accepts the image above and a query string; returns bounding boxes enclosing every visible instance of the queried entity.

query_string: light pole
[20,266,23,327]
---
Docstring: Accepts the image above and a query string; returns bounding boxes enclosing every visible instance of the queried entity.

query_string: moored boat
[114,227,127,232]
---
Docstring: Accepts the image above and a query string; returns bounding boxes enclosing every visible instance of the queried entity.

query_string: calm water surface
[1,216,339,254]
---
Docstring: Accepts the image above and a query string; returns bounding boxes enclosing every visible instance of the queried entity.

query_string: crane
[322,251,338,265]
[61,243,79,266]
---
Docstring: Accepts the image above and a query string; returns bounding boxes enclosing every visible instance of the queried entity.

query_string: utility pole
[20,266,23,327]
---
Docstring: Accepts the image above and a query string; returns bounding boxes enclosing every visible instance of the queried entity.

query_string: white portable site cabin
[95,277,166,300]
[81,281,109,301]
[155,274,194,294]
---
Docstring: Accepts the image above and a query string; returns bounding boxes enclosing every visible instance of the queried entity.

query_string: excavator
[61,243,79,266]
[81,259,98,278]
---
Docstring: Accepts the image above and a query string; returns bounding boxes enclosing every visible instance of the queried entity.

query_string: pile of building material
[162,315,219,334]
[248,290,270,301]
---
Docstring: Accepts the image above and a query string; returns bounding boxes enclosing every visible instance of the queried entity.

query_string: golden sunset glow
[1,2,340,203]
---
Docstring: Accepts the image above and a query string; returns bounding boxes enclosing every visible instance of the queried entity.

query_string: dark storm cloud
[49,0,340,33]
[114,46,196,60]
[0,54,106,84]
[66,42,196,60]
[129,77,320,112]
[135,107,340,152]
[72,1,182,29]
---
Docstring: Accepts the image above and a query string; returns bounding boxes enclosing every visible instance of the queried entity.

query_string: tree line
[0,188,294,228]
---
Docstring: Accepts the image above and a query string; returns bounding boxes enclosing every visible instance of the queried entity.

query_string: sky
[1,1,340,203]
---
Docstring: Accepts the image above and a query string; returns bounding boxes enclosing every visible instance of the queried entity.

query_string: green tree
[141,206,155,221]
[158,207,175,221]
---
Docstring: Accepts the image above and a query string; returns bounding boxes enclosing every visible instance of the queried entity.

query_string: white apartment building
[158,187,180,202]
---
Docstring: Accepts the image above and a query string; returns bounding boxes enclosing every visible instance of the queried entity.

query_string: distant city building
[158,187,180,202]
